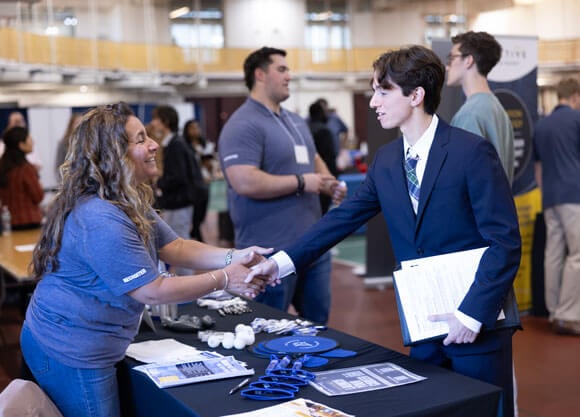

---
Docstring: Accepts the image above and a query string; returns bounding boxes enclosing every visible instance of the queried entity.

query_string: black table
[119,300,500,417]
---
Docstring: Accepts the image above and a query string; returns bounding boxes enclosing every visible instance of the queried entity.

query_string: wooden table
[0,229,40,283]
[0,229,41,315]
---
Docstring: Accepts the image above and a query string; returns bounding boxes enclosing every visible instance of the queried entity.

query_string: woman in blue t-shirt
[20,103,272,417]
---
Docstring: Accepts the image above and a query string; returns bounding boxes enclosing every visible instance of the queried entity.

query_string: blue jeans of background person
[255,251,331,324]
[20,323,120,417]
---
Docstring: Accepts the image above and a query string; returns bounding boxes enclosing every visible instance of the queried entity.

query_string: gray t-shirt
[25,196,177,368]
[219,98,321,248]
[451,92,515,185]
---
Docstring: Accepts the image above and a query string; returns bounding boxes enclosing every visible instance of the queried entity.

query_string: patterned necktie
[405,150,420,213]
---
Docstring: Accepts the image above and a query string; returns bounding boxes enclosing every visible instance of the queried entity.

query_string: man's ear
[411,87,425,107]
[254,67,266,83]
[464,54,476,70]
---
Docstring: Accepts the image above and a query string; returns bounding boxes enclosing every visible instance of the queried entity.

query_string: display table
[119,300,500,417]
[0,229,40,283]
[0,229,40,314]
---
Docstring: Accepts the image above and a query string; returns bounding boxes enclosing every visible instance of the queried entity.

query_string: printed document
[308,362,425,396]
[393,247,488,344]
[134,355,254,388]
[220,398,354,417]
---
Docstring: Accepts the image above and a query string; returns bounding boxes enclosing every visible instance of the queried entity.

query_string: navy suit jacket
[283,118,521,354]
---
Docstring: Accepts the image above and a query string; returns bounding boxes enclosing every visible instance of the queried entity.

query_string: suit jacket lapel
[416,119,451,226]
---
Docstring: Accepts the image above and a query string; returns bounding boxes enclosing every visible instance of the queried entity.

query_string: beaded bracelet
[225,248,235,266]
[222,269,229,290]
[208,271,219,292]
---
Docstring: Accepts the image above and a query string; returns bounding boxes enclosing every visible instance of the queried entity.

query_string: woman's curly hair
[33,103,155,278]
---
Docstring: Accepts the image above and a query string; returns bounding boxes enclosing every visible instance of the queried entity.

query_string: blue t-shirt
[219,98,321,249]
[25,196,178,368]
[533,104,580,208]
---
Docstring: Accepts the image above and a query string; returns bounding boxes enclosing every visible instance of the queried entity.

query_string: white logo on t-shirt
[123,268,147,283]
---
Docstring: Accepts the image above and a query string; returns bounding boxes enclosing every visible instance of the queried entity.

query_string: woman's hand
[224,251,271,298]
[230,246,273,267]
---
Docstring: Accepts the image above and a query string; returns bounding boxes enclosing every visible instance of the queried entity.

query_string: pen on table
[228,377,250,395]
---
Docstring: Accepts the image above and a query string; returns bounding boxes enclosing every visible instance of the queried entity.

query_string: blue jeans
[20,323,121,417]
[255,252,331,324]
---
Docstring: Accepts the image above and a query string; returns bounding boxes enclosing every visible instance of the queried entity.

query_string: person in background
[0,111,43,170]
[7,111,27,129]
[218,47,346,325]
[20,103,272,417]
[445,31,515,184]
[183,119,211,242]
[55,112,83,181]
[445,30,519,415]
[0,126,44,229]
[533,77,580,336]
[249,45,521,417]
[307,100,338,214]
[316,98,349,160]
[151,105,200,274]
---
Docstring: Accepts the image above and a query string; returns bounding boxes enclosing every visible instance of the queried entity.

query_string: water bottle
[1,206,11,236]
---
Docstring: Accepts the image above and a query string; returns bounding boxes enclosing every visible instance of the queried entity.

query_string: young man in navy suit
[249,45,521,417]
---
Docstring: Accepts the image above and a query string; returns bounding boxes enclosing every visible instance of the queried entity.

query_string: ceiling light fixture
[169,7,190,19]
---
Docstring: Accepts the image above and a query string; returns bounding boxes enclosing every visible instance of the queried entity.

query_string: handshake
[221,246,283,298]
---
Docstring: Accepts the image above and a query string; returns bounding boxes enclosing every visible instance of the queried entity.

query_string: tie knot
[406,150,419,169]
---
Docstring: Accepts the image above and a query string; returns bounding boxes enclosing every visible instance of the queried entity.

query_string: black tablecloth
[119,300,500,417]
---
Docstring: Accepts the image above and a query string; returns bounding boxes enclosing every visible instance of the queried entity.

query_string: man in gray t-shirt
[219,47,345,324]
[446,31,515,185]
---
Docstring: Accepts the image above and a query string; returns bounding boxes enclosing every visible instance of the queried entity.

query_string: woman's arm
[128,259,267,304]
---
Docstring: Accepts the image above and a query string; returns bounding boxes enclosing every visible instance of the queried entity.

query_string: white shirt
[403,115,438,213]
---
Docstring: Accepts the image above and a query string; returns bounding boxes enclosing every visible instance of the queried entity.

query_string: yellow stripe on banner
[513,188,543,311]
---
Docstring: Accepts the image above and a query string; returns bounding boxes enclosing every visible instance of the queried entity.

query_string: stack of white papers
[126,338,205,363]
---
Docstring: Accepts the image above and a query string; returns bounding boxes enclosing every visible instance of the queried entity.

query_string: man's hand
[330,180,347,205]
[429,313,478,346]
[245,258,280,287]
[303,173,336,194]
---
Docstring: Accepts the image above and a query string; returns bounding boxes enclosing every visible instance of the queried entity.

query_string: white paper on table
[14,244,36,252]
[220,398,354,417]
[126,338,211,363]
[394,247,488,343]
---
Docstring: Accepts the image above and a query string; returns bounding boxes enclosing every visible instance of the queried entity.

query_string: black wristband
[295,174,305,196]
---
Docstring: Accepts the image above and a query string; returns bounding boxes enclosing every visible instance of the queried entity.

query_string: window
[305,0,350,62]
[169,0,224,49]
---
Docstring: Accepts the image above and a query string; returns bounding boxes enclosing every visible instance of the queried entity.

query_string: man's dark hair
[243,46,287,91]
[372,45,445,115]
[152,105,179,133]
[451,31,502,77]
[556,77,580,100]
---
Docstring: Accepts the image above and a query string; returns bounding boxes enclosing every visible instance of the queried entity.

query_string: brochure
[134,355,254,389]
[220,397,355,417]
[308,362,425,396]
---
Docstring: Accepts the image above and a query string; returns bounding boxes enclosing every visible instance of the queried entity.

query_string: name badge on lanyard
[294,145,309,164]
